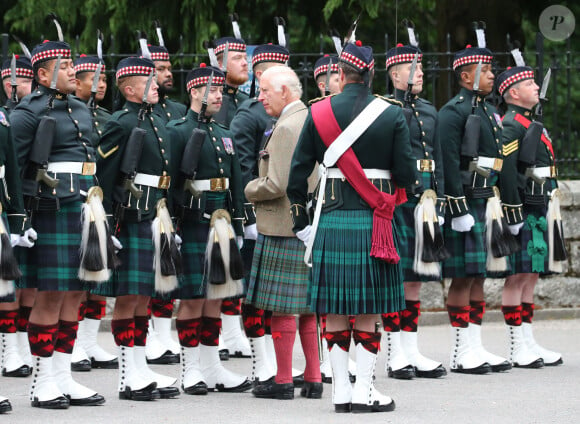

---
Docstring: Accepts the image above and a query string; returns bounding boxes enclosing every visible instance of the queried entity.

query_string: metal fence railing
[2,33,579,178]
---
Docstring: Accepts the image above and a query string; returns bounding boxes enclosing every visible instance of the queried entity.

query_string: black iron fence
[2,32,579,178]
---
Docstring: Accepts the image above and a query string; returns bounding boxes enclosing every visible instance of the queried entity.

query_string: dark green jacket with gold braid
[97,101,172,222]
[0,107,28,233]
[166,109,244,236]
[437,87,503,218]
[499,104,558,225]
[287,83,416,231]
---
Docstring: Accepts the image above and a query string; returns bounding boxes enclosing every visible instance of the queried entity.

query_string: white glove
[236,236,244,249]
[438,216,445,227]
[451,214,475,232]
[10,234,20,247]
[296,225,312,247]
[174,234,182,250]
[244,224,258,241]
[111,235,123,252]
[17,228,38,248]
[508,222,524,236]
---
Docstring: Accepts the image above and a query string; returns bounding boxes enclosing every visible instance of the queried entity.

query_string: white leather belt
[477,156,503,171]
[47,161,96,175]
[325,168,391,180]
[531,166,556,179]
[417,159,435,172]
[134,173,171,189]
[192,178,230,192]
[0,165,5,179]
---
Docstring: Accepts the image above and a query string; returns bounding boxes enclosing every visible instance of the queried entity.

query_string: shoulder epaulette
[308,93,336,106]
[374,94,403,107]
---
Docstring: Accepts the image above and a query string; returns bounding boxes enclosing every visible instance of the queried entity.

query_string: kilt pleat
[395,172,442,282]
[246,234,311,314]
[442,197,489,278]
[175,221,208,299]
[310,209,405,315]
[92,220,154,297]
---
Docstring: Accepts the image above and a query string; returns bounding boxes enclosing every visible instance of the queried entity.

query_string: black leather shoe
[252,375,275,387]
[118,382,158,401]
[415,364,447,378]
[513,358,544,369]
[146,351,179,365]
[2,364,32,377]
[214,379,253,393]
[90,357,119,369]
[300,381,323,399]
[387,365,415,379]
[334,403,352,413]
[252,381,294,400]
[292,373,304,387]
[450,362,492,375]
[321,373,332,384]
[352,398,396,413]
[31,395,70,409]
[182,381,208,395]
[71,359,91,372]
[490,360,512,372]
[67,393,106,406]
[156,387,180,399]
[0,399,13,414]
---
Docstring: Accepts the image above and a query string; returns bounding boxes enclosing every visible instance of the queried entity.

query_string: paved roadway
[1,316,579,424]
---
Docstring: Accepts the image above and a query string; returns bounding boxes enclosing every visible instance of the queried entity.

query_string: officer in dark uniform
[382,42,447,380]
[497,63,563,367]
[438,44,510,374]
[288,41,416,413]
[11,39,105,409]
[95,56,179,401]
[312,55,340,97]
[2,56,34,112]
[167,64,251,394]
[69,54,118,371]
[229,43,290,380]
[0,53,36,380]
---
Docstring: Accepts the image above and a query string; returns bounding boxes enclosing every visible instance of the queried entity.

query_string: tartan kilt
[25,201,86,292]
[395,172,441,282]
[310,209,405,315]
[442,197,488,278]
[511,203,552,275]
[246,234,311,314]
[0,212,17,299]
[175,220,209,299]
[92,220,155,297]
[13,247,29,290]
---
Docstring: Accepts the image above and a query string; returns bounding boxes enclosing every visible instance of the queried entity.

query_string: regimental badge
[493,113,503,129]
[0,111,9,127]
[222,137,235,155]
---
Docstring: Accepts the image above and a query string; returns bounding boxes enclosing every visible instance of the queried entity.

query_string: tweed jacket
[245,100,316,237]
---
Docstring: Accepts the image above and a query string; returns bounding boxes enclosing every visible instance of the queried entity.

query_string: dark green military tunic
[213,84,249,128]
[95,101,172,297]
[0,107,28,301]
[391,89,445,282]
[287,83,416,315]
[167,109,244,299]
[153,96,186,124]
[500,104,558,274]
[438,87,503,278]
[89,105,112,147]
[11,86,97,291]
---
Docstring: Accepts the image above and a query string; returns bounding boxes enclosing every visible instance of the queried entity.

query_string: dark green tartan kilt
[23,201,86,292]
[246,234,311,314]
[310,209,405,315]
[13,247,29,290]
[92,220,155,297]
[175,220,208,299]
[442,197,488,279]
[395,172,441,282]
[511,203,552,275]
